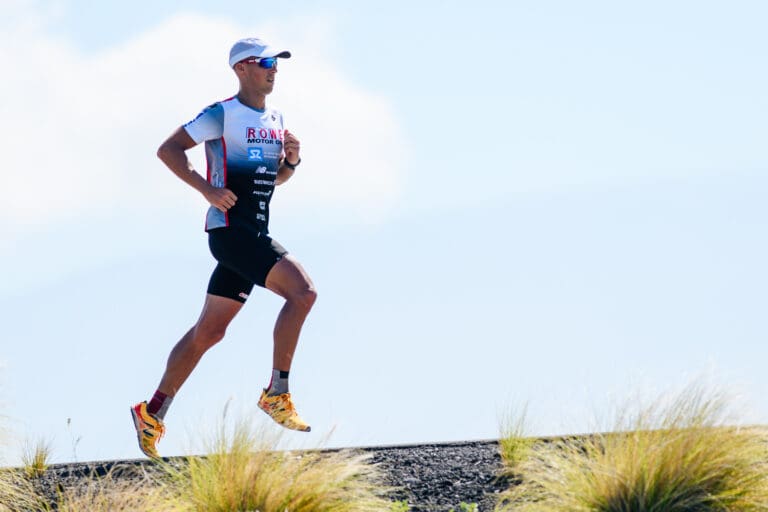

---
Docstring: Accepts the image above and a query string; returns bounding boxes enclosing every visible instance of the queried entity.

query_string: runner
[131,37,316,459]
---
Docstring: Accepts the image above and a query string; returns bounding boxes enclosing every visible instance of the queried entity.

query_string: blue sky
[1,0,766,464]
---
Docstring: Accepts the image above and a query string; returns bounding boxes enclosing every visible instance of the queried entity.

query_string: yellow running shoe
[257,390,311,432]
[130,401,165,459]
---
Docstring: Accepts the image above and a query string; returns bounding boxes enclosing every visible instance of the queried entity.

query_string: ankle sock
[147,390,173,420]
[266,369,290,396]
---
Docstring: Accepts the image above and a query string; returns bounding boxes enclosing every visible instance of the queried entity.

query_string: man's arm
[157,127,237,212]
[275,129,301,186]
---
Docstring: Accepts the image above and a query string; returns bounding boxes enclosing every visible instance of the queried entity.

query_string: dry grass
[21,437,52,478]
[0,426,47,512]
[0,468,48,512]
[1,420,397,512]
[497,383,768,511]
[162,417,395,512]
[499,405,535,473]
[1,402,38,510]
[55,470,178,512]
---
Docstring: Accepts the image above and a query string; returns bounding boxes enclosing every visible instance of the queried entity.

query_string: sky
[1,0,767,464]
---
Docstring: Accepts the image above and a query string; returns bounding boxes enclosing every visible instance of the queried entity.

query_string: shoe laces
[278,394,296,413]
[145,414,166,440]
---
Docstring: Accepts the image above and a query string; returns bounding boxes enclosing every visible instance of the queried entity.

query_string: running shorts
[206,225,288,303]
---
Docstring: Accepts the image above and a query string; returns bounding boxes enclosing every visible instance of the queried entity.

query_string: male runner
[131,37,316,459]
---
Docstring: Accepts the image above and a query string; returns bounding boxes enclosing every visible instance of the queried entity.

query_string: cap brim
[230,48,291,67]
[263,49,291,59]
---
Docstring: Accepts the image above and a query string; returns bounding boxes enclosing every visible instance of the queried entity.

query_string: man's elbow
[157,140,182,165]
[157,142,171,162]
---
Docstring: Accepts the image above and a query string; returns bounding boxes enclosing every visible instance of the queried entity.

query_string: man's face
[235,58,278,94]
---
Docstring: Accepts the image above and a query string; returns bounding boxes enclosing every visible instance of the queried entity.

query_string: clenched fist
[283,129,301,165]
[203,184,238,212]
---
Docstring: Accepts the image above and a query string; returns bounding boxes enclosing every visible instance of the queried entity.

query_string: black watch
[283,157,301,170]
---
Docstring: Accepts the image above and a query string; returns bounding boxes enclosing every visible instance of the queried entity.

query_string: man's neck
[237,90,266,110]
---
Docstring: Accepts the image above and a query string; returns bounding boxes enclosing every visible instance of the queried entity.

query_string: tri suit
[183,96,289,302]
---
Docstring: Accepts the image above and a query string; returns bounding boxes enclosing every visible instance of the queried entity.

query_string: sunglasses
[241,57,278,69]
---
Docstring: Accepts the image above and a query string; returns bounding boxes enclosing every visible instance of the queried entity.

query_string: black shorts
[207,226,288,303]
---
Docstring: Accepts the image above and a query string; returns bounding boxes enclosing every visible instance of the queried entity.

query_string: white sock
[267,369,289,396]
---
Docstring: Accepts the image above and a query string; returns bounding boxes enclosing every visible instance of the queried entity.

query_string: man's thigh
[265,254,315,299]
[196,293,244,331]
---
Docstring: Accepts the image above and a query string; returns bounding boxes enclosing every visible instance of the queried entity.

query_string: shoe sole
[257,403,311,432]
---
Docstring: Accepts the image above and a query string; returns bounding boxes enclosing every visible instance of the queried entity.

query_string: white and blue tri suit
[183,96,291,299]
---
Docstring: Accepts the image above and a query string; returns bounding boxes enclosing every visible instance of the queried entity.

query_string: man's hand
[203,185,238,212]
[283,129,301,164]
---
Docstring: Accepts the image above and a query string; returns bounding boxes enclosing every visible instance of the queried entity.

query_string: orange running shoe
[130,401,165,459]
[257,390,311,432]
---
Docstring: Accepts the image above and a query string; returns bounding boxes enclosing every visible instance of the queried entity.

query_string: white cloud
[0,7,405,239]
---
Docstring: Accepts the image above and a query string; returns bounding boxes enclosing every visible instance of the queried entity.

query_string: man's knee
[291,285,317,311]
[192,321,227,348]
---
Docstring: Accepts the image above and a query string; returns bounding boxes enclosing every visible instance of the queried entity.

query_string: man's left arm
[276,129,301,186]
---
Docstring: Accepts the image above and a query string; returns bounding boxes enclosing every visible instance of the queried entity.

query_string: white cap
[229,38,291,67]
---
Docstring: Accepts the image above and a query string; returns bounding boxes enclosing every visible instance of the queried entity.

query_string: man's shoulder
[184,101,225,132]
[216,96,239,111]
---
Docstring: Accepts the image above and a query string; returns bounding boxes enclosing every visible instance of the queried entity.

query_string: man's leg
[257,254,316,432]
[157,294,244,396]
[265,254,317,373]
[131,294,242,458]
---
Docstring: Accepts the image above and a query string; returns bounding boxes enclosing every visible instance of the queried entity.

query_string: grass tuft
[389,499,411,511]
[497,383,768,511]
[162,415,395,512]
[0,467,48,512]
[55,470,178,512]
[0,401,46,511]
[21,437,52,478]
[499,405,534,473]
[450,503,479,512]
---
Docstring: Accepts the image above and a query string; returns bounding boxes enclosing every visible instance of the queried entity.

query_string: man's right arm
[157,127,237,213]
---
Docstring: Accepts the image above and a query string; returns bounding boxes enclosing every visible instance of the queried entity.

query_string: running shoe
[130,401,165,459]
[257,390,311,432]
